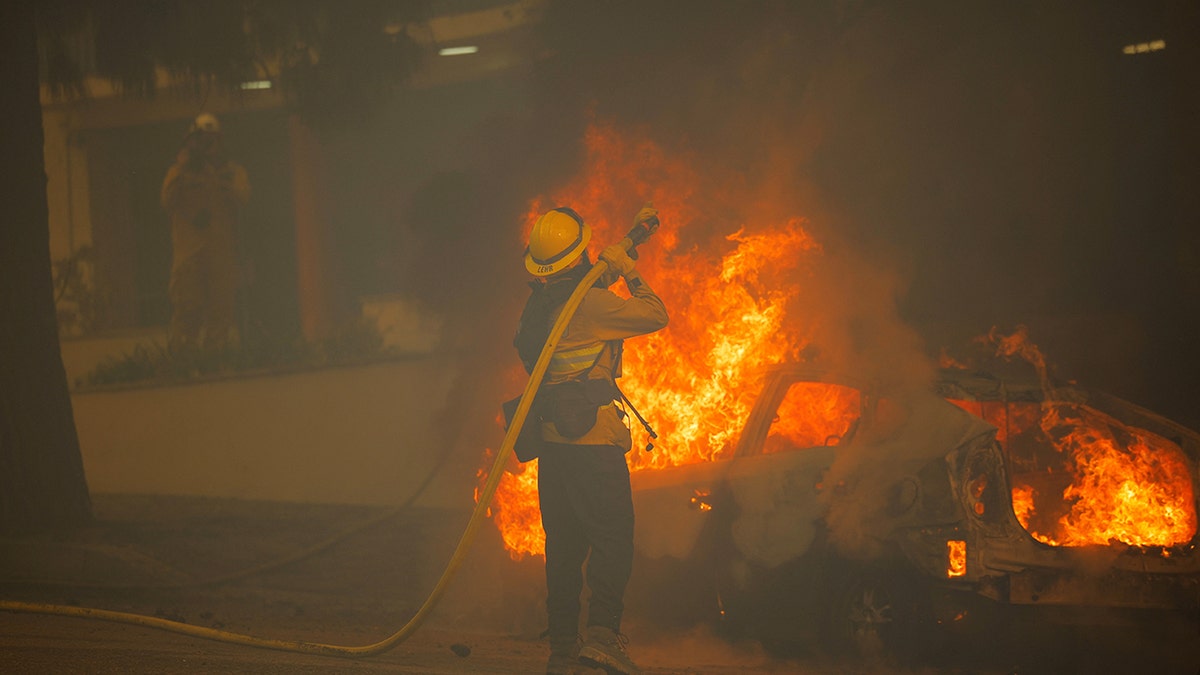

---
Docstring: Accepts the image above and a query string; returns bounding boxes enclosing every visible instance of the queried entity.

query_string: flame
[1031,403,1197,548]
[765,382,861,453]
[950,327,1198,551]
[478,458,545,560]
[623,223,821,470]
[985,325,1048,382]
[481,122,856,559]
[947,540,967,578]
[1009,483,1055,545]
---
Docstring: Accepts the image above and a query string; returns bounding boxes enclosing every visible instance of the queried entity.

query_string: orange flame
[947,540,967,577]
[481,122,857,559]
[952,327,1197,551]
[622,223,821,470]
[765,382,861,453]
[1032,403,1196,548]
[477,459,544,560]
[1009,483,1055,545]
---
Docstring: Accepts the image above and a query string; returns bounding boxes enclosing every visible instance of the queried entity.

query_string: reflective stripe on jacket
[547,343,606,380]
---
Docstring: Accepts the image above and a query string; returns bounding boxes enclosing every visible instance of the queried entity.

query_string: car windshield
[947,398,1198,548]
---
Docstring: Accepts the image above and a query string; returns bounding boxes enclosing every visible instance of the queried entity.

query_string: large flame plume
[482,122,1198,560]
[481,123,850,559]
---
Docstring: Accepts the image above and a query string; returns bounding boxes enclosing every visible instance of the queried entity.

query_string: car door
[631,369,866,566]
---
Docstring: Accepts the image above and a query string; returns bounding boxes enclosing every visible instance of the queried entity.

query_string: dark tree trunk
[0,0,93,534]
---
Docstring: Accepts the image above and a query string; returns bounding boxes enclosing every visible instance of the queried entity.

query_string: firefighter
[161,112,250,351]
[515,205,668,675]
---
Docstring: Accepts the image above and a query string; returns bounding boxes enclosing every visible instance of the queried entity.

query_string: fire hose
[0,217,660,659]
[0,430,456,592]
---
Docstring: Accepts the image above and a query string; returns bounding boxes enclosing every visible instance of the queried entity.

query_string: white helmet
[189,112,221,135]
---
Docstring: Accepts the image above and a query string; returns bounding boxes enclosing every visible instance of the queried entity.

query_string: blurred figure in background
[161,112,250,351]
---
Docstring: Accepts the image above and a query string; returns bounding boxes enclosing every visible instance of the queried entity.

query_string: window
[950,398,1197,548]
[764,381,862,455]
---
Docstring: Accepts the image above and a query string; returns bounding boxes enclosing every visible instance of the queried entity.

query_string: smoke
[412,2,999,479]
[526,0,1200,428]
[506,2,955,565]
[624,623,798,673]
[389,0,1198,646]
[527,1,944,372]
[430,515,549,636]
[395,108,586,508]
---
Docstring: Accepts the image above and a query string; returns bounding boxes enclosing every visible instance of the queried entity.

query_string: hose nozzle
[623,215,660,260]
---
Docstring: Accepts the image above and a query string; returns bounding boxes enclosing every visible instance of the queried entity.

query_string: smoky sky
[512,0,1200,428]
[334,0,1200,470]
[194,0,1196,641]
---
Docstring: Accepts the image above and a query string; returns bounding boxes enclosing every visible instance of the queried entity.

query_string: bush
[80,318,409,389]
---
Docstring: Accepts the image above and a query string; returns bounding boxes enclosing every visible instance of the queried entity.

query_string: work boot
[546,634,581,675]
[578,625,642,675]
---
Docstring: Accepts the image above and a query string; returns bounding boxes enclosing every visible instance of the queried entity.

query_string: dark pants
[538,442,635,641]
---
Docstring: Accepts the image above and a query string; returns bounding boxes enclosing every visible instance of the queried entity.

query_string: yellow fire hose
[0,224,654,659]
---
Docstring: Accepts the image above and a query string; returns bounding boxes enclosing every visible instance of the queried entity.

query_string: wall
[71,358,484,509]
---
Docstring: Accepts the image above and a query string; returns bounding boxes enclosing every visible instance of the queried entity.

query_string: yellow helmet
[525,207,590,277]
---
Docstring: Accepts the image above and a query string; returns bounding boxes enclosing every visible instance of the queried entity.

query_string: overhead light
[239,80,272,90]
[438,46,479,56]
[1122,39,1166,55]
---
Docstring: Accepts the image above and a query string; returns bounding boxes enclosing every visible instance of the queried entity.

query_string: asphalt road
[1,612,925,674]
[0,495,1195,675]
[0,495,863,674]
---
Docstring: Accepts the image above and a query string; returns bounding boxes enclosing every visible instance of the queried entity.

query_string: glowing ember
[481,123,836,559]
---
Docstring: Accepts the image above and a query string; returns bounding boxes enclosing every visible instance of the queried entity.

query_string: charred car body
[626,365,1200,657]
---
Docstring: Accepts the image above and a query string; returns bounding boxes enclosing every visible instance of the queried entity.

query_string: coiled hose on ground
[0,226,651,659]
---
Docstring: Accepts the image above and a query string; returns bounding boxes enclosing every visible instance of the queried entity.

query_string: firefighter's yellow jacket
[541,271,668,448]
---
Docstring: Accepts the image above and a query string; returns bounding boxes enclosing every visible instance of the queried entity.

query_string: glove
[633,205,659,233]
[600,244,637,277]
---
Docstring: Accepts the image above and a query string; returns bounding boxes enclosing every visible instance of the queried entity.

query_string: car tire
[713,554,828,657]
[821,562,935,664]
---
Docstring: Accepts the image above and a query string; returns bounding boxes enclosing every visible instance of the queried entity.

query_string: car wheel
[823,564,932,663]
[714,555,828,656]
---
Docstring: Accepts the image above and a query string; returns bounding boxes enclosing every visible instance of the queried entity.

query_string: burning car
[480,123,1198,664]
[624,363,1200,658]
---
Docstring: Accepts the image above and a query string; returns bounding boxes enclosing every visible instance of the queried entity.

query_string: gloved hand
[600,244,637,277]
[633,205,659,233]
